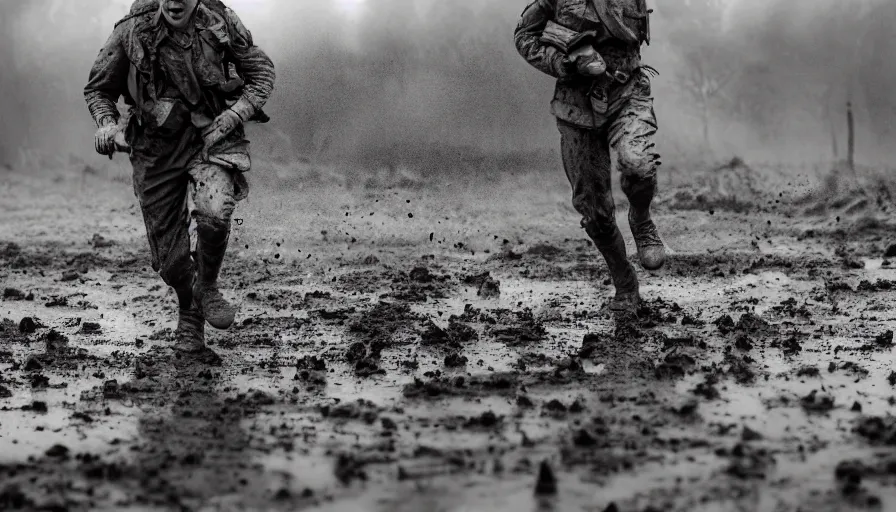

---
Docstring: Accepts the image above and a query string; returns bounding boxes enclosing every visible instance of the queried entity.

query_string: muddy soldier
[514,0,665,312]
[84,0,275,352]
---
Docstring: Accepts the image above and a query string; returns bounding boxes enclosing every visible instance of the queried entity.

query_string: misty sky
[1,0,894,169]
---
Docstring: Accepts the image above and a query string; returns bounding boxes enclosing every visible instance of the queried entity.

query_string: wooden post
[847,101,855,171]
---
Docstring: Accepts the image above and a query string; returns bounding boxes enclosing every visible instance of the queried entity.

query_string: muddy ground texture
[2,161,896,511]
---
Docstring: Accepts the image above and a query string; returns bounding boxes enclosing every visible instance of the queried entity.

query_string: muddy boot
[173,307,205,353]
[628,210,666,271]
[194,216,237,330]
[591,225,641,314]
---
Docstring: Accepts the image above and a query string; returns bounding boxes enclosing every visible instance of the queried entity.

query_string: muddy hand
[201,109,242,161]
[94,120,119,157]
[569,45,607,77]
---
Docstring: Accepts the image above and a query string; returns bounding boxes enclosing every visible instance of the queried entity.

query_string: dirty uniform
[84,0,275,291]
[514,0,662,301]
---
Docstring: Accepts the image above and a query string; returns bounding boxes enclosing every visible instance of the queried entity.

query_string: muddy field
[2,161,896,512]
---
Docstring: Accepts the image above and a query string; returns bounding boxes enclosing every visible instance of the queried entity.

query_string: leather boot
[591,224,641,313]
[623,176,666,271]
[628,211,666,271]
[194,215,237,330]
[173,306,205,353]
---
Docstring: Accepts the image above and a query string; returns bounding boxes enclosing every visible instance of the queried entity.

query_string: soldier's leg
[558,120,640,312]
[133,168,204,351]
[610,74,665,270]
[189,163,239,330]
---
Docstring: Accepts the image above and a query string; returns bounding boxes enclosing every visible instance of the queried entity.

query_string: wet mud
[2,169,896,511]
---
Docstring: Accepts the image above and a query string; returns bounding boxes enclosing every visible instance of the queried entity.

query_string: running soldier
[85,0,275,352]
[514,0,665,313]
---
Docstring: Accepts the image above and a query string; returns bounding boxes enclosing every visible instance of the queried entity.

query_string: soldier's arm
[513,0,574,79]
[223,8,276,121]
[84,24,130,127]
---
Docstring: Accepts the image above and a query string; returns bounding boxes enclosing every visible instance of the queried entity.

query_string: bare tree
[676,45,739,148]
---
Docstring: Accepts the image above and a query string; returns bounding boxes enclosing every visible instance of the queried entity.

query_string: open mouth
[165,3,186,19]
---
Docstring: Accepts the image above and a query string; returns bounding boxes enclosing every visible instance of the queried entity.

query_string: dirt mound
[665,158,765,213]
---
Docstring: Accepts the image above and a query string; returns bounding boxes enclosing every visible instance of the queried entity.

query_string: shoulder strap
[589,0,639,45]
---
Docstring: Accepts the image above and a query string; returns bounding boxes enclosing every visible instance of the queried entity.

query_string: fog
[1,0,894,172]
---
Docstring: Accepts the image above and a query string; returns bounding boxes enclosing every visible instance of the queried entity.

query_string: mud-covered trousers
[131,137,246,307]
[557,76,661,294]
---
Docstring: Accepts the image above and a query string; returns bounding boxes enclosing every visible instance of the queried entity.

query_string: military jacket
[514,0,652,128]
[84,1,274,147]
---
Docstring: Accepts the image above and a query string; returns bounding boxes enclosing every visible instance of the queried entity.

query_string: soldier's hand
[569,45,607,77]
[94,119,119,157]
[201,109,242,161]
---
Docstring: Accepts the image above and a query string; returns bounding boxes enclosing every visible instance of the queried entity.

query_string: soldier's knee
[193,182,236,222]
[617,146,659,181]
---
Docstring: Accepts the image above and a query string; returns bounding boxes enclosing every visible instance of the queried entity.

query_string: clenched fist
[94,118,120,157]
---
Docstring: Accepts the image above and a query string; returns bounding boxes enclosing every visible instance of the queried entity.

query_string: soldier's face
[161,0,199,29]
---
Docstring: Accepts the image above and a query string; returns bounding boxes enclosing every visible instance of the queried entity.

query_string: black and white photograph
[1,0,896,510]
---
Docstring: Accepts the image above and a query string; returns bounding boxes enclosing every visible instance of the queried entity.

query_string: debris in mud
[857,279,895,292]
[465,410,502,429]
[3,288,26,300]
[829,361,869,379]
[0,485,30,510]
[672,398,700,416]
[478,276,501,298]
[680,314,706,327]
[741,426,763,442]
[796,366,820,378]
[578,333,608,359]
[771,335,802,355]
[44,329,68,352]
[854,416,896,445]
[801,390,835,413]
[90,233,115,248]
[402,372,518,399]
[534,460,558,495]
[723,443,775,479]
[347,302,419,376]
[22,401,48,413]
[733,334,753,351]
[636,298,681,327]
[409,266,434,283]
[655,352,697,380]
[18,317,37,334]
[0,241,21,259]
[543,399,568,418]
[0,386,11,398]
[444,353,468,367]
[734,313,775,336]
[488,309,546,346]
[714,314,735,334]
[873,330,894,348]
[323,399,380,424]
[334,453,368,486]
[296,355,327,372]
[76,322,101,335]
[692,375,721,400]
[660,333,707,351]
[718,353,757,384]
[61,270,81,282]
[45,444,70,459]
